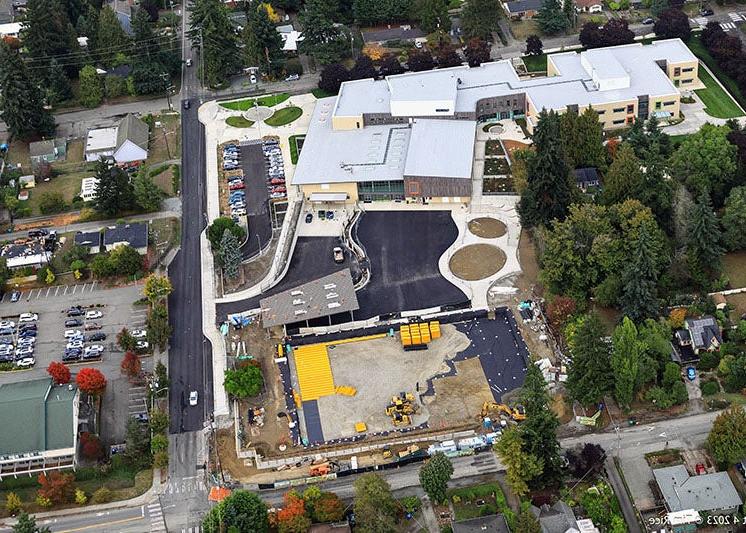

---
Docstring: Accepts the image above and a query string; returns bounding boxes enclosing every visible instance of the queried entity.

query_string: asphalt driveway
[238,141,273,259]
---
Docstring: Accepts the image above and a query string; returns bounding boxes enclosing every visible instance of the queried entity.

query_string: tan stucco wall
[332,115,363,131]
[300,182,359,202]
[547,57,560,77]
[667,59,699,88]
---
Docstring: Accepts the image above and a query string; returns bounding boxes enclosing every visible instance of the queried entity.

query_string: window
[612,119,625,125]
[596,109,605,115]
[674,67,681,76]
[435,108,449,112]
[626,104,634,114]
[682,79,693,84]
[626,116,633,124]
[612,107,625,113]
[663,101,675,106]
[682,67,694,73]
[655,102,662,110]
[407,181,420,196]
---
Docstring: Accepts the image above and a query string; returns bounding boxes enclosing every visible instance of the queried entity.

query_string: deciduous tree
[525,35,543,56]
[277,492,310,533]
[76,368,107,395]
[353,474,398,533]
[146,304,171,352]
[654,8,691,41]
[121,351,142,379]
[47,362,71,385]
[144,274,174,303]
[463,37,491,67]
[413,0,451,33]
[202,490,268,533]
[418,452,453,503]
[37,472,74,505]
[224,364,264,398]
[349,55,377,80]
[707,406,746,467]
[318,63,350,94]
[207,217,246,249]
[408,50,436,72]
[494,426,543,497]
[462,0,502,39]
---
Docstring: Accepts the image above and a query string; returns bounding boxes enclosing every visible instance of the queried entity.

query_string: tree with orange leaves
[120,351,142,379]
[76,368,107,395]
[276,491,311,533]
[47,361,71,385]
[37,471,75,504]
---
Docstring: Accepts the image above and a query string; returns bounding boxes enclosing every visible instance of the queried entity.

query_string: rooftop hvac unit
[294,309,307,316]
[323,283,337,289]
[328,302,341,309]
[290,290,303,296]
[326,292,339,299]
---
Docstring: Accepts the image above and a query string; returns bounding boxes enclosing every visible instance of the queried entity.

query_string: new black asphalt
[168,100,213,434]
[238,142,272,259]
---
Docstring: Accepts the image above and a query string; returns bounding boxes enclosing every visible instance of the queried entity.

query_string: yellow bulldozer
[481,401,526,421]
[390,411,412,427]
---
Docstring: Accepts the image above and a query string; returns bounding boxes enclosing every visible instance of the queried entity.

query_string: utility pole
[162,73,174,111]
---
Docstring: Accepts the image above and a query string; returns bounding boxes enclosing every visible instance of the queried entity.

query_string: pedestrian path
[146,501,167,532]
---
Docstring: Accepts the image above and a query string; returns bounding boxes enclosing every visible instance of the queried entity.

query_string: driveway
[238,142,273,259]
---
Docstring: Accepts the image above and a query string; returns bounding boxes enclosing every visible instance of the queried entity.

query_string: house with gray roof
[530,501,579,533]
[683,316,721,354]
[503,0,544,18]
[452,514,511,533]
[29,138,67,167]
[0,378,80,479]
[85,113,149,164]
[653,465,742,515]
[103,222,148,254]
[74,230,102,255]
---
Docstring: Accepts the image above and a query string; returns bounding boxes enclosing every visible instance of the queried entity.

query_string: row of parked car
[263,139,287,200]
[62,306,107,362]
[223,144,248,219]
[0,313,40,368]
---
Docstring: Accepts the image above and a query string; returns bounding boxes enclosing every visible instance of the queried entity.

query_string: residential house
[0,22,21,38]
[502,0,544,19]
[1,241,50,269]
[80,177,99,202]
[105,0,133,35]
[530,501,579,533]
[74,231,102,255]
[573,167,600,192]
[575,0,603,12]
[653,465,743,516]
[0,378,80,479]
[277,24,304,52]
[103,222,148,254]
[361,24,426,45]
[85,114,149,164]
[452,514,511,533]
[29,138,67,167]
[712,293,727,310]
[684,316,721,354]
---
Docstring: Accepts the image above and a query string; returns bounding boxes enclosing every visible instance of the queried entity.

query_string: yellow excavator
[481,402,526,421]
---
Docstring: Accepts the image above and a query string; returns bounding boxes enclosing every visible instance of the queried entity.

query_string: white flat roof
[85,127,118,153]
[404,119,475,179]
[0,23,22,36]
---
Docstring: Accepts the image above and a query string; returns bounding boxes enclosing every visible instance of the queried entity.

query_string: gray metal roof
[505,0,544,13]
[260,269,359,328]
[684,316,722,350]
[29,140,56,158]
[75,231,102,248]
[452,514,511,533]
[103,222,148,249]
[654,465,743,512]
[403,119,475,179]
[531,502,578,533]
[116,114,149,152]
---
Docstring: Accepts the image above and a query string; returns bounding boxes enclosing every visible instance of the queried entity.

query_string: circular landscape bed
[468,217,507,239]
[244,105,274,122]
[265,106,303,127]
[449,244,506,281]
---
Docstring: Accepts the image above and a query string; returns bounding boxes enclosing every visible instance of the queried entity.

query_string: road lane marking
[57,515,143,532]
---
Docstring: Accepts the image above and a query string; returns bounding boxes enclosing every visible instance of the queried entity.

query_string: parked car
[62,352,80,362]
[85,310,103,320]
[16,357,35,368]
[285,74,299,81]
[250,74,257,84]
[85,345,104,354]
[326,211,334,220]
[186,58,193,67]
[9,291,20,302]
[18,313,37,323]
[686,367,696,381]
[136,340,149,351]
[87,332,107,342]
[700,7,714,15]
[131,329,147,339]
[84,322,102,331]
[642,17,654,24]
[66,341,83,349]
[333,247,344,264]
[20,323,36,331]
[82,351,102,360]
[0,354,15,363]
[15,347,33,357]
[183,100,190,109]
[305,213,313,223]
[67,307,84,317]
[229,183,245,191]
[133,413,149,423]
[0,321,15,329]
[0,328,13,336]
[65,318,83,327]
[18,330,36,338]
[64,330,82,338]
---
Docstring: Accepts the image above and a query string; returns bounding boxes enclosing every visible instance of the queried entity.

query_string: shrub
[151,434,168,454]
[701,381,720,395]
[699,351,721,371]
[154,450,169,469]
[90,487,113,504]
[75,488,87,505]
[35,495,52,508]
[5,492,22,514]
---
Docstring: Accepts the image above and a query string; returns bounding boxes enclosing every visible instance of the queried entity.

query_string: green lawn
[723,251,746,288]
[225,116,255,128]
[447,482,514,524]
[219,93,289,111]
[687,37,746,111]
[20,170,89,216]
[265,106,303,127]
[694,66,744,119]
[289,134,305,164]
[522,54,547,72]
[312,88,335,98]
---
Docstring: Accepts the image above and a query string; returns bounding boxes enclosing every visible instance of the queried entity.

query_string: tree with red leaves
[312,492,344,523]
[120,351,141,379]
[76,368,107,395]
[37,471,75,504]
[47,361,71,385]
[80,432,104,460]
[546,296,577,330]
[277,492,310,533]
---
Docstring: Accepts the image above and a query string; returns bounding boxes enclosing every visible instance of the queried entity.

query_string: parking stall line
[90,281,97,292]
[54,286,60,296]
[63,285,69,295]
[45,287,51,297]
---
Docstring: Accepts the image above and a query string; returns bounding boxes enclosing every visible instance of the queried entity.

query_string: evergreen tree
[413,0,451,33]
[537,0,568,35]
[519,363,563,487]
[722,186,746,251]
[77,5,100,51]
[133,172,163,212]
[243,1,285,76]
[21,0,79,76]
[78,65,103,108]
[611,317,642,411]
[12,511,51,533]
[132,7,160,60]
[219,229,242,278]
[601,143,644,205]
[461,0,502,39]
[515,509,542,533]
[300,0,346,65]
[566,314,613,406]
[92,159,135,216]
[419,453,453,503]
[44,59,73,106]
[97,6,131,66]
[0,42,55,141]
[525,35,543,56]
[563,0,576,28]
[494,426,543,497]
[620,221,661,321]
[518,109,575,228]
[650,0,668,16]
[189,0,241,86]
[687,190,725,285]
[560,110,581,168]
[575,107,607,169]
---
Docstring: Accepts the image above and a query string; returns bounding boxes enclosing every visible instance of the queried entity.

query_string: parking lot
[237,141,273,259]
[0,284,145,384]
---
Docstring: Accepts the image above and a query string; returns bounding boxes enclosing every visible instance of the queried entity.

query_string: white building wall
[113,140,148,163]
[390,99,456,117]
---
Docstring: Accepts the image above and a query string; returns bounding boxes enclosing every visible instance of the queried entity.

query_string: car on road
[305,213,313,223]
[65,318,83,327]
[189,391,198,406]
[18,313,37,323]
[186,58,193,67]
[686,367,696,381]
[183,100,190,109]
[285,74,299,81]
[250,74,257,84]
[699,7,714,15]
[642,17,654,24]
[9,291,20,303]
[16,357,35,368]
[87,332,107,342]
[131,329,147,339]
[333,246,344,264]
[85,310,103,320]
[64,330,82,338]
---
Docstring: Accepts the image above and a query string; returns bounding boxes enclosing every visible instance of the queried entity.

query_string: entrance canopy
[309,192,348,202]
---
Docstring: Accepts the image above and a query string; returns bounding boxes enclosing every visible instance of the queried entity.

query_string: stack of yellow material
[335,385,357,396]
[354,422,367,433]
[419,323,431,344]
[429,321,441,339]
[400,325,412,346]
[294,344,335,400]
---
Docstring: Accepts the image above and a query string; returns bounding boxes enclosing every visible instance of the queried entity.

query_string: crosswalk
[162,476,207,495]
[728,12,744,22]
[180,527,202,533]
[721,21,737,31]
[691,13,745,31]
[129,384,148,419]
[146,502,167,532]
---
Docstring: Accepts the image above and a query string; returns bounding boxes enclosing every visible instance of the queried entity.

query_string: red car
[229,183,245,190]
[270,186,286,193]
[269,178,285,185]
[696,463,706,475]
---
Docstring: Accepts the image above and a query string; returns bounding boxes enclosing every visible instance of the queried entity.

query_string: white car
[16,357,35,368]
[64,330,82,338]
[66,341,83,349]
[186,58,193,67]
[285,74,299,81]
[250,74,257,84]
[18,313,38,323]
[85,310,103,320]
[17,337,35,346]
[15,347,33,357]
[0,321,15,329]
[131,329,147,339]
[136,340,149,350]
[85,345,104,353]
[189,391,198,406]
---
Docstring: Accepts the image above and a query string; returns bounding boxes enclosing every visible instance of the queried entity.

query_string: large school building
[292,39,699,204]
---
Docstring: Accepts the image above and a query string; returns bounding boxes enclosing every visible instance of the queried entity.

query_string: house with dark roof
[362,25,426,45]
[573,167,600,192]
[503,0,544,19]
[0,378,79,479]
[29,138,67,167]
[653,465,742,516]
[452,514,511,533]
[530,501,579,533]
[74,231,102,255]
[684,316,721,354]
[104,223,148,254]
[574,0,603,12]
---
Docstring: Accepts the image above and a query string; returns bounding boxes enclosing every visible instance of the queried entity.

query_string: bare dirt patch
[468,217,507,239]
[450,244,506,281]
[502,140,531,158]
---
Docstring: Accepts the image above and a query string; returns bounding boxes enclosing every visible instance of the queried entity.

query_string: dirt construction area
[450,244,507,281]
[316,324,473,440]
[468,217,507,239]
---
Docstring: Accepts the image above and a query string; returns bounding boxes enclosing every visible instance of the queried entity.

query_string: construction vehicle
[481,401,526,421]
[385,391,419,426]
[382,446,392,459]
[309,461,339,476]
[390,411,412,427]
